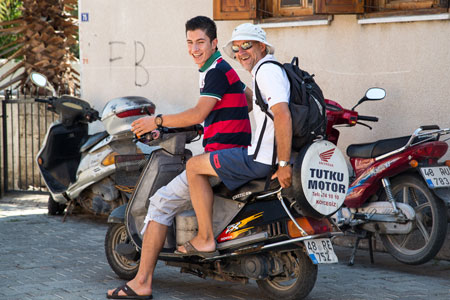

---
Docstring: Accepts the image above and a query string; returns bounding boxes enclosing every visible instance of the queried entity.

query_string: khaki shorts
[141,170,192,234]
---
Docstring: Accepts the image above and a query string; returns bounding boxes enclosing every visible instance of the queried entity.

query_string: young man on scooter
[107,16,251,299]
[177,23,292,256]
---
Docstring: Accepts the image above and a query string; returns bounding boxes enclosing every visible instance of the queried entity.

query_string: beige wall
[79,0,450,158]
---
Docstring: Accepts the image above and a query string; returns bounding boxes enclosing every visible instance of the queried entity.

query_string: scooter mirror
[365,88,386,101]
[352,87,386,110]
[30,72,48,88]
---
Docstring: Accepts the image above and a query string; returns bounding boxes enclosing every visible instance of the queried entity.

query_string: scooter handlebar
[420,125,440,131]
[34,98,51,103]
[358,115,378,122]
[134,124,204,144]
[85,109,100,122]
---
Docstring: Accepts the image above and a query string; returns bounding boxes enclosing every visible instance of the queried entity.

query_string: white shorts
[141,170,192,234]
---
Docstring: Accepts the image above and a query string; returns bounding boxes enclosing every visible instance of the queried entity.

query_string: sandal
[106,284,153,299]
[174,240,219,258]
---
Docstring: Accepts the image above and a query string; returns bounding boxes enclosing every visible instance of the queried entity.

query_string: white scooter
[30,72,155,217]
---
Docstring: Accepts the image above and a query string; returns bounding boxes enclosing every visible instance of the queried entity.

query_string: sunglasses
[231,41,253,53]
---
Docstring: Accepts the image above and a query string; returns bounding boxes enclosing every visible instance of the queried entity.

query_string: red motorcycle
[327,88,450,265]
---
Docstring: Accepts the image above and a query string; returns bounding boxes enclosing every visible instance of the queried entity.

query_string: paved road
[0,193,449,300]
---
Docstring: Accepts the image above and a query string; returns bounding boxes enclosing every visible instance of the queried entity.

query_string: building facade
[79,0,450,158]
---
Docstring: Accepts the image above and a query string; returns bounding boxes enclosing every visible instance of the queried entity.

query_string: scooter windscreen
[125,130,197,249]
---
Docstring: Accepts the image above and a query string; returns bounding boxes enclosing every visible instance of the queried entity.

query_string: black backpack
[254,57,327,160]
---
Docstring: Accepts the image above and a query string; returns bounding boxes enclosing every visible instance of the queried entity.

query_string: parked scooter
[327,88,450,265]
[30,72,155,216]
[105,124,350,299]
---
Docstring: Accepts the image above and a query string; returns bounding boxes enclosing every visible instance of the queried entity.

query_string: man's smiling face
[187,29,217,68]
[233,40,266,72]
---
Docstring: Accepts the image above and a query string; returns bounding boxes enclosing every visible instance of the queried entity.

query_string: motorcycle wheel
[256,250,317,300]
[48,196,66,215]
[379,174,447,265]
[105,223,139,280]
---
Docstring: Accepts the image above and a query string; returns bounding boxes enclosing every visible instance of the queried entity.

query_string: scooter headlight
[101,152,118,166]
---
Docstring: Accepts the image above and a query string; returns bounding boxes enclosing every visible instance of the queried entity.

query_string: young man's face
[186,29,218,68]
[233,40,266,72]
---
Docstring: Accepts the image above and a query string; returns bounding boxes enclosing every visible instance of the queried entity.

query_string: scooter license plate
[304,238,338,264]
[420,166,450,188]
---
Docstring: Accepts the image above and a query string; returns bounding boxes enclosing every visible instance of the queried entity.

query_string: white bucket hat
[223,23,275,59]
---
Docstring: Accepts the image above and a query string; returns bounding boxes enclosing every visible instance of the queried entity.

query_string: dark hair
[185,16,217,42]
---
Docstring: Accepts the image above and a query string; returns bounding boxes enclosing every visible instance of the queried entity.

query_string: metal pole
[24,101,28,190]
[2,96,8,194]
[31,101,35,190]
[17,102,21,190]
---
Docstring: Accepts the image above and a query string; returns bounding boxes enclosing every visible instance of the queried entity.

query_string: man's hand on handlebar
[131,115,157,137]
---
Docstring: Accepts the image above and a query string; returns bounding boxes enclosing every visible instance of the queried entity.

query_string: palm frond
[0,0,79,95]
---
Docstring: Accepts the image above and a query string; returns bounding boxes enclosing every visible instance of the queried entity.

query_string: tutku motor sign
[300,140,349,216]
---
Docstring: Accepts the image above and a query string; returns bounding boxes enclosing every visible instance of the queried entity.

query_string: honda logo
[319,148,335,162]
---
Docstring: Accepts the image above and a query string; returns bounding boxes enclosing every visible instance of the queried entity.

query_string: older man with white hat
[177,23,292,257]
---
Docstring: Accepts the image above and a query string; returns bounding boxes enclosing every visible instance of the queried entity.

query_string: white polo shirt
[247,54,290,165]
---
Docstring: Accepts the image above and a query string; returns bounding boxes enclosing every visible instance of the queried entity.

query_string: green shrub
[0,0,23,58]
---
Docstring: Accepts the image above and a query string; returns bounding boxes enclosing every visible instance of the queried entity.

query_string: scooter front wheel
[105,223,139,280]
[256,250,317,300]
[379,174,447,265]
[48,196,66,215]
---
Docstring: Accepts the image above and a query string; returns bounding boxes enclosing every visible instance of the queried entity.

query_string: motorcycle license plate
[420,166,450,188]
[304,238,338,264]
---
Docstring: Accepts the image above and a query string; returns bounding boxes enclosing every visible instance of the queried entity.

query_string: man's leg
[178,153,218,253]
[108,171,191,297]
[107,221,166,297]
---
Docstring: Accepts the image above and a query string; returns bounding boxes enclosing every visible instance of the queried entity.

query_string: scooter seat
[347,135,413,158]
[213,178,281,202]
[80,130,109,152]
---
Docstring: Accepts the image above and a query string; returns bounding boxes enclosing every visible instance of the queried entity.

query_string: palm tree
[0,0,79,95]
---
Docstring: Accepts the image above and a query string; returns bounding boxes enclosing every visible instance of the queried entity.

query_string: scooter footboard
[126,148,191,248]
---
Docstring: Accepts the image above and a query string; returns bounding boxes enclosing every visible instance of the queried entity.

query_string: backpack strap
[286,57,308,106]
[253,60,284,159]
[254,61,283,117]
[254,60,284,191]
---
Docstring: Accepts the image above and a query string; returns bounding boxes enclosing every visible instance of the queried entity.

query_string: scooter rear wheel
[379,174,447,265]
[105,223,139,280]
[256,250,317,300]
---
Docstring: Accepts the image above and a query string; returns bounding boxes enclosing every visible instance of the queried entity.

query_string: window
[212,0,449,20]
[315,0,364,14]
[213,0,364,19]
[213,0,314,20]
[364,0,449,19]
[367,0,442,11]
[271,0,313,17]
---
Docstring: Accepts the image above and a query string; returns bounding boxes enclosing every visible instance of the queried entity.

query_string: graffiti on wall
[108,41,149,87]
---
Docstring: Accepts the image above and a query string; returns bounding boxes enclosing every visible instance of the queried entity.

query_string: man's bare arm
[131,97,217,136]
[271,102,292,188]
